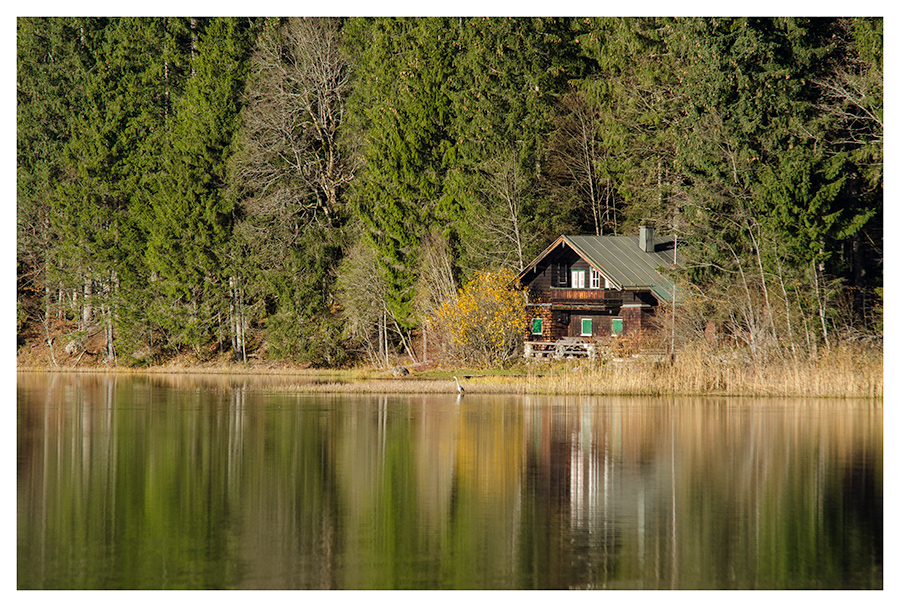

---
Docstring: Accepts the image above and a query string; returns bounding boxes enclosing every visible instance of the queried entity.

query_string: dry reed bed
[18,344,881,399]
[285,346,883,399]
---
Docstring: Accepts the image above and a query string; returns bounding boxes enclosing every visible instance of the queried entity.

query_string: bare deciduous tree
[337,238,399,368]
[232,17,358,227]
[549,93,615,236]
[415,230,458,318]
[465,149,538,273]
[225,18,359,362]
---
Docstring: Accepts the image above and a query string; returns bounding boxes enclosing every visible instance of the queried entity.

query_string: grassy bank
[280,343,882,399]
[18,343,882,399]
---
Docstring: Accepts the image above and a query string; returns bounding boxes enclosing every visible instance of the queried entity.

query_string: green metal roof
[519,234,677,302]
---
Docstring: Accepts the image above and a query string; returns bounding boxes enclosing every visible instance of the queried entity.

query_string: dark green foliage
[449,17,588,174]
[344,18,457,329]
[16,17,883,365]
[671,20,878,282]
[447,17,593,270]
[144,18,253,353]
[17,18,98,266]
[551,18,683,236]
[261,226,347,365]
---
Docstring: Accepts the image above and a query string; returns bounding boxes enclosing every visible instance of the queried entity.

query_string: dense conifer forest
[17,17,882,368]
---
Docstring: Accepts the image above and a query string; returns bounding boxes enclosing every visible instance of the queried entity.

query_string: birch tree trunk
[83,275,93,329]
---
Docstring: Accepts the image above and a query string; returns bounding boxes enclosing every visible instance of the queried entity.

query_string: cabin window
[589,268,600,289]
[571,270,585,288]
[555,262,568,287]
[611,318,624,335]
[581,318,592,336]
[532,318,543,335]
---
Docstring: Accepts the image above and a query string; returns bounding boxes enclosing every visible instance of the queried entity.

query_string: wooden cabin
[516,225,675,358]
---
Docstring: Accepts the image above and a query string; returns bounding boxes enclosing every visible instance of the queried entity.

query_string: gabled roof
[517,234,677,302]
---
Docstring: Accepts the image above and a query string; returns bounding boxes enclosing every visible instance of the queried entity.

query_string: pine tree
[344,18,456,333]
[447,17,592,272]
[559,17,682,236]
[17,18,103,338]
[145,17,253,355]
[667,17,880,348]
[45,18,183,361]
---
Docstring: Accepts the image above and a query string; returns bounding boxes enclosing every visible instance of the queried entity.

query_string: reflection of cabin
[516,226,675,358]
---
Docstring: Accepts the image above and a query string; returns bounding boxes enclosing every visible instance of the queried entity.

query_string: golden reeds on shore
[279,343,882,399]
[18,343,882,399]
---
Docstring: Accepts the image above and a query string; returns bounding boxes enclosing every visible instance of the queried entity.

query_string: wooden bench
[524,338,600,360]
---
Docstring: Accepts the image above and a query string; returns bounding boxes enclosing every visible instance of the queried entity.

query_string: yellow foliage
[428,268,530,366]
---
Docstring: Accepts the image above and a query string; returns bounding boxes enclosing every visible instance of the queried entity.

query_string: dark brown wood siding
[527,305,555,340]
[520,243,663,342]
[560,307,656,339]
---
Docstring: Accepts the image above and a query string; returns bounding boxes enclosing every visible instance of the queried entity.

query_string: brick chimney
[639,224,654,253]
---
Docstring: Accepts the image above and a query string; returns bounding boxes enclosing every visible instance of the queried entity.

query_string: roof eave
[514,235,569,284]
[560,236,623,290]
[515,235,676,300]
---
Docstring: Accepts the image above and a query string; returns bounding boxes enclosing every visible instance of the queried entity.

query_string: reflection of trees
[334,394,526,589]
[515,396,882,589]
[449,396,526,588]
[17,375,882,589]
[18,373,122,588]
[18,373,242,588]
[669,402,883,589]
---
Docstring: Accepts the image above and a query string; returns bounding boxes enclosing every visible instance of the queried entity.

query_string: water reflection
[17,373,882,589]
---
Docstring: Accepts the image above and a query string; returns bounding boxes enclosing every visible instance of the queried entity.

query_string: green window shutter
[612,318,623,335]
[581,318,592,336]
[532,318,543,335]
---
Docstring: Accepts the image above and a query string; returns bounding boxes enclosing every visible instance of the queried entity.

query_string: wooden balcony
[547,288,623,310]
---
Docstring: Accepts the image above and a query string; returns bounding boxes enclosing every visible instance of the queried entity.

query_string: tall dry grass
[281,342,881,399]
[20,341,881,399]
[519,342,882,398]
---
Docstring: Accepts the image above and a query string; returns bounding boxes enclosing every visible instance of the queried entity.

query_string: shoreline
[17,347,883,400]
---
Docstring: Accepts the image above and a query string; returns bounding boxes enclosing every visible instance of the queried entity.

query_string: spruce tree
[45,18,179,361]
[447,17,592,271]
[560,17,682,236]
[344,18,456,332]
[17,18,102,337]
[145,17,253,355]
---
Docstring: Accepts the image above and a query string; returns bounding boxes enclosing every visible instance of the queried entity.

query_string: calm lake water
[17,372,882,590]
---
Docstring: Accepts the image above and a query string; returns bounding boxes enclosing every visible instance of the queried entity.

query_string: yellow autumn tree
[429,268,530,366]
